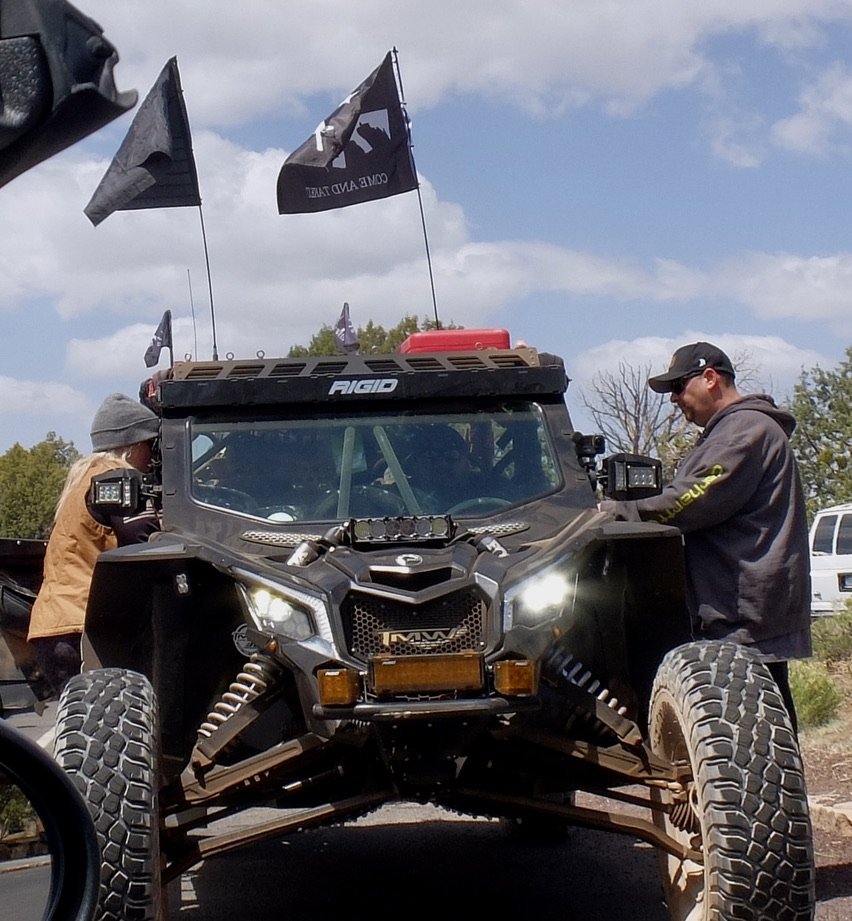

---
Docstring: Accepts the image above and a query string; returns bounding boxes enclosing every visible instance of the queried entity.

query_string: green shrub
[811,605,852,666]
[790,659,842,728]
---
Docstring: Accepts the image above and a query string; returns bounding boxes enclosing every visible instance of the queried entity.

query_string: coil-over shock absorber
[541,647,643,745]
[192,653,285,768]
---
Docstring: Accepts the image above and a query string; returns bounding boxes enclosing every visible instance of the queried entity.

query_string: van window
[838,514,852,556]
[813,515,837,554]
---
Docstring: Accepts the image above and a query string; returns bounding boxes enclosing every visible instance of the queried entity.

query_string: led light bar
[370,653,483,694]
[347,515,455,544]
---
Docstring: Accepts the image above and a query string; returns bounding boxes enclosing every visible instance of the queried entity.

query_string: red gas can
[398,328,511,354]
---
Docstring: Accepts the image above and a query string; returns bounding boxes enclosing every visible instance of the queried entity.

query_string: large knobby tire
[54,668,164,921]
[649,641,814,921]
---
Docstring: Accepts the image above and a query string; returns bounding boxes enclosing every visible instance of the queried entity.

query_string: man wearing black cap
[600,341,811,731]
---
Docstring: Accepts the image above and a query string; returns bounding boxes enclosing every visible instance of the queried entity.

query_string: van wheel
[55,667,164,921]
[649,641,814,921]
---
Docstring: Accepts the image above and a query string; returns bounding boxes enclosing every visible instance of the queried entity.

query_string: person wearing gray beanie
[28,393,161,697]
[90,392,160,452]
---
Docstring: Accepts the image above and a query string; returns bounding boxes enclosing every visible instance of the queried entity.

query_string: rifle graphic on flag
[144,309,173,368]
[276,51,417,215]
[277,49,440,327]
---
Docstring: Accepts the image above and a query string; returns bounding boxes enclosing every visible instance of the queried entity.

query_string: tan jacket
[28,454,131,640]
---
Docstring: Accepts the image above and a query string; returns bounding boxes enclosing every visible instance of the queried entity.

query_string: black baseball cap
[647,342,736,394]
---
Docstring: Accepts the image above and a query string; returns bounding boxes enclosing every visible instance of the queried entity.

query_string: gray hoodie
[603,395,811,659]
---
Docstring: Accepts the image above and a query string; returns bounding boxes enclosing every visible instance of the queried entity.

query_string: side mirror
[602,452,663,501]
[0,719,99,921]
[0,0,136,188]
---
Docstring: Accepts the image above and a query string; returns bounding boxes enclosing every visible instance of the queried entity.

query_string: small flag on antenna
[144,310,173,368]
[334,303,359,353]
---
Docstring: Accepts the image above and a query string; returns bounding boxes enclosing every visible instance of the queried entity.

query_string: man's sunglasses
[670,371,704,395]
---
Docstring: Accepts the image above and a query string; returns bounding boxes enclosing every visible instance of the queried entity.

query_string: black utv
[48,334,813,921]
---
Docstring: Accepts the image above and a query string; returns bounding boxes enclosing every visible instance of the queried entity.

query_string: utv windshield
[189,402,559,522]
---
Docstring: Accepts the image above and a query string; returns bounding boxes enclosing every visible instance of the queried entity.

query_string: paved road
[0,862,50,921]
[166,800,852,921]
[168,803,670,921]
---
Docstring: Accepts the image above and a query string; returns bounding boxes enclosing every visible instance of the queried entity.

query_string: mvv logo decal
[378,626,468,649]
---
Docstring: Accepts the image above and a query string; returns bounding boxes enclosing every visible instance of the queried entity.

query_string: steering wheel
[314,486,408,518]
[447,496,512,516]
[195,484,258,514]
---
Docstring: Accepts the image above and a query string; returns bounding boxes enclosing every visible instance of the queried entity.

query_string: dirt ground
[798,661,852,909]
[800,661,852,810]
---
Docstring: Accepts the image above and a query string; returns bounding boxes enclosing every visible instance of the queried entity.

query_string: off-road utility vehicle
[49,334,813,920]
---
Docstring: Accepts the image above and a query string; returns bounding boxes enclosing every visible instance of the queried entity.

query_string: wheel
[0,719,100,921]
[447,496,511,515]
[194,484,258,513]
[55,668,164,921]
[648,641,814,921]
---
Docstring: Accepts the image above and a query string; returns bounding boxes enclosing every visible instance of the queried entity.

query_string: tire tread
[55,667,162,921]
[651,641,815,921]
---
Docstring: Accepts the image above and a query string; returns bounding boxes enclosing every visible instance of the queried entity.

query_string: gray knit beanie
[90,393,159,451]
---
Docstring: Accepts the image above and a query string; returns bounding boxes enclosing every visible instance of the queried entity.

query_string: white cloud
[772,61,852,154]
[0,377,90,416]
[714,252,852,333]
[7,124,852,361]
[571,332,827,409]
[705,114,764,168]
[81,0,852,124]
[0,376,92,440]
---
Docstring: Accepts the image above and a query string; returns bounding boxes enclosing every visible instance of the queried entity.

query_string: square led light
[95,482,124,504]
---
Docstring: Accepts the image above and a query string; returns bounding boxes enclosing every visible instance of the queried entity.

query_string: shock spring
[197,653,280,739]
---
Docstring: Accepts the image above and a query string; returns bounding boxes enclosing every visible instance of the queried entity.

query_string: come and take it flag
[144,309,173,368]
[277,52,417,214]
[334,302,359,353]
[85,57,201,226]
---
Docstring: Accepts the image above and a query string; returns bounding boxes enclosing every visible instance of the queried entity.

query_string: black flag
[144,309,172,368]
[85,57,200,226]
[334,302,359,353]
[277,52,417,214]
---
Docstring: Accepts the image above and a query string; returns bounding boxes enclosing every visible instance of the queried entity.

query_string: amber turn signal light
[317,668,360,706]
[493,659,536,696]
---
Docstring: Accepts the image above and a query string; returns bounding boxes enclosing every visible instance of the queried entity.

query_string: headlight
[503,558,576,629]
[235,577,331,643]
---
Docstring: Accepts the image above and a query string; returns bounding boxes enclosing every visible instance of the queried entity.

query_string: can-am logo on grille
[395,553,423,566]
[328,378,398,396]
[378,626,468,649]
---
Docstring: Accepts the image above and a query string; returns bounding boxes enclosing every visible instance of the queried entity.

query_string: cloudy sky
[2,0,851,453]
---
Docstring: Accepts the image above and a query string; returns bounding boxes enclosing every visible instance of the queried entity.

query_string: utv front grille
[342,588,487,660]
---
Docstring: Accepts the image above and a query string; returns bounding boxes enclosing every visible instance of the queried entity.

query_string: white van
[810,502,852,615]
